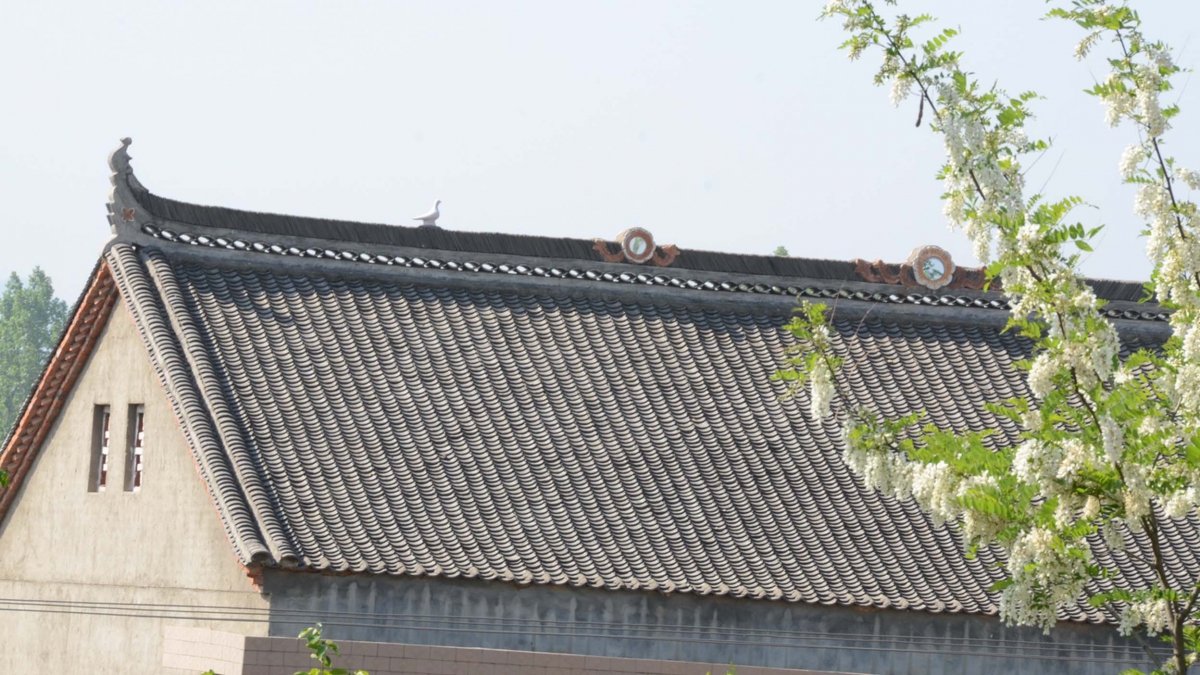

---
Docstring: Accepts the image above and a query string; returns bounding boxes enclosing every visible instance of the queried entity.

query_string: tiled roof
[39,140,1200,625]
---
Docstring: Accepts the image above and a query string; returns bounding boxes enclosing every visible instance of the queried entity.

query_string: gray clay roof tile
[97,168,1192,625]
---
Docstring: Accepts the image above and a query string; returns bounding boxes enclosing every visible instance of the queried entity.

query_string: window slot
[124,405,145,492]
[88,405,111,492]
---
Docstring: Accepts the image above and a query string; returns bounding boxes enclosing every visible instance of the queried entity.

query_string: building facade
[0,140,1180,674]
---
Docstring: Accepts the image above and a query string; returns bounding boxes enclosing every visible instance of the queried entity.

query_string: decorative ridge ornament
[413,200,441,227]
[853,245,998,292]
[908,245,955,290]
[593,228,680,266]
[106,137,148,236]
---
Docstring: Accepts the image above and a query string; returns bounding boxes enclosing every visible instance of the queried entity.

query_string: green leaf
[0,269,68,439]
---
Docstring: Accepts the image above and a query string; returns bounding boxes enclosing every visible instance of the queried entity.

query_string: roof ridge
[105,138,1153,305]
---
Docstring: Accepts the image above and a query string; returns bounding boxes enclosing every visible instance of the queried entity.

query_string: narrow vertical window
[125,405,145,492]
[88,405,111,492]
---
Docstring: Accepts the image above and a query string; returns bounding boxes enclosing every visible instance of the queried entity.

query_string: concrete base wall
[263,571,1157,675]
[165,627,858,675]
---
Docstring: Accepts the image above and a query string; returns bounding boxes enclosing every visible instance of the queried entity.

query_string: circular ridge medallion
[618,228,656,264]
[908,245,955,290]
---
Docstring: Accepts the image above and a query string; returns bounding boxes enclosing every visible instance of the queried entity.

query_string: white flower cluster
[1178,324,1200,416]
[1164,488,1199,519]
[1000,527,1092,633]
[1135,64,1167,138]
[1119,144,1144,179]
[1119,598,1172,637]
[1134,137,1200,424]
[1009,271,1119,399]
[804,323,837,421]
[889,76,913,107]
[809,359,834,421]
[1177,167,1200,191]
[936,84,1028,263]
[1137,180,1200,311]
[819,3,1200,647]
[1100,73,1134,128]
[1100,415,1124,464]
[841,421,961,528]
[823,0,871,35]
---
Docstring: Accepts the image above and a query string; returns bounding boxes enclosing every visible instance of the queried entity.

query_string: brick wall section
[163,628,860,675]
[162,626,247,674]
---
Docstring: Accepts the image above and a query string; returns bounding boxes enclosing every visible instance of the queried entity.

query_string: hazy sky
[4,1,1200,300]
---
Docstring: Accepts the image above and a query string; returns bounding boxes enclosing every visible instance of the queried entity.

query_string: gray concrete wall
[0,305,269,674]
[171,627,861,675]
[264,570,1158,675]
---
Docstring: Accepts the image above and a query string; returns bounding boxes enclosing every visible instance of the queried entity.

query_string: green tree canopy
[0,268,68,439]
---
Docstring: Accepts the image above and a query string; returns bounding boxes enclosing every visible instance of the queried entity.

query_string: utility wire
[0,597,1157,666]
[0,597,1138,652]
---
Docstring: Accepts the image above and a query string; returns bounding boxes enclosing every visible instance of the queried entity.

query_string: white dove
[413,200,441,227]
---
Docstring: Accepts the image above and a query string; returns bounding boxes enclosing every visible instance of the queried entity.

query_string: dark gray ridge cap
[138,238,1171,341]
[105,138,1152,303]
[120,177,860,284]
[113,212,1172,338]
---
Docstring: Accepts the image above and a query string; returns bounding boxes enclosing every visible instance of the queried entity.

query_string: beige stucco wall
[0,302,269,674]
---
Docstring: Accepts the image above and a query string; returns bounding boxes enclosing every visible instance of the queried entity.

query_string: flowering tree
[778,1,1200,672]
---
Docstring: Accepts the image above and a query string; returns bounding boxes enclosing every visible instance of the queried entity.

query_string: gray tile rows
[105,241,1198,626]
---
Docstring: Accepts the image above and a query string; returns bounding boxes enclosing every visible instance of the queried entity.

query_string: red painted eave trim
[0,263,119,523]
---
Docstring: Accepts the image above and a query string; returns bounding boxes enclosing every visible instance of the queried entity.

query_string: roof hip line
[136,246,300,567]
[106,244,277,566]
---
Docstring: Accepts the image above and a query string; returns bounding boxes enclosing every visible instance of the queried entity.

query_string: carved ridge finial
[108,137,132,179]
[106,137,146,236]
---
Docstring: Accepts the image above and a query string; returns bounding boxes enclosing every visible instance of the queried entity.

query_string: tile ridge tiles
[134,246,301,567]
[130,189,865,282]
[105,243,276,568]
[104,139,863,283]
[129,223,1173,339]
[105,138,1153,304]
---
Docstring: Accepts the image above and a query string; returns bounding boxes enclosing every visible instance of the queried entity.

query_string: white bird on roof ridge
[414,200,441,227]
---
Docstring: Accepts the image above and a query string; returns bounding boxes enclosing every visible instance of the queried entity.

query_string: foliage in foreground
[200,623,367,675]
[778,1,1200,673]
[293,624,368,675]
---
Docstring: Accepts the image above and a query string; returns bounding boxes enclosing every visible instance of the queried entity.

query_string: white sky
[3,1,1200,300]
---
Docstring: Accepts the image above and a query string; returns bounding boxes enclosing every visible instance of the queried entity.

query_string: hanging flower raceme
[782,3,1200,667]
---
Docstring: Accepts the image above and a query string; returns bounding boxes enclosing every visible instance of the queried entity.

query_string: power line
[0,596,1137,653]
[0,597,1156,666]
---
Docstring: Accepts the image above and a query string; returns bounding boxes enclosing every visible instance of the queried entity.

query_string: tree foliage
[778,2,1200,672]
[0,268,67,486]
